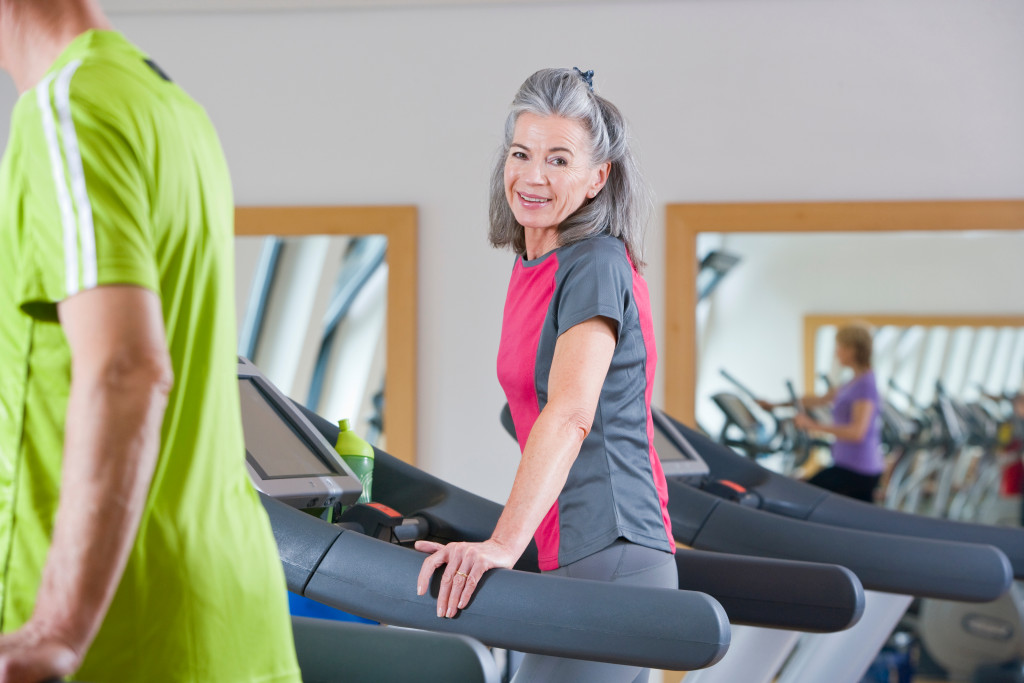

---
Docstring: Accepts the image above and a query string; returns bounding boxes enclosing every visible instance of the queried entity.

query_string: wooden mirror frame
[664,199,1024,424]
[235,206,418,465]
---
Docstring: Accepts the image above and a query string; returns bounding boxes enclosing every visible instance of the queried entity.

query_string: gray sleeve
[555,240,631,338]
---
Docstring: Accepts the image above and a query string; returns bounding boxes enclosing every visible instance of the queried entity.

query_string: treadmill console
[652,407,710,481]
[238,357,363,509]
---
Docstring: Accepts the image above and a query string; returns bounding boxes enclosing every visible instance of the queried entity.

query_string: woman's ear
[587,161,611,199]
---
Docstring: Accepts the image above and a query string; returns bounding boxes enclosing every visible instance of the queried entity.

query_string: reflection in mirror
[808,315,1024,524]
[233,206,417,465]
[235,235,388,446]
[692,230,1024,437]
[808,316,1024,411]
[664,200,1024,431]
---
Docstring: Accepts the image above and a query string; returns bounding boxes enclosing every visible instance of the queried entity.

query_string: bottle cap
[334,418,374,459]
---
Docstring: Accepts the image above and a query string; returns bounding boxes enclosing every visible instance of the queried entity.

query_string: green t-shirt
[0,30,300,682]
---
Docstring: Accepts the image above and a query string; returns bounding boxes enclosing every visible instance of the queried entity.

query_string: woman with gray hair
[417,67,676,682]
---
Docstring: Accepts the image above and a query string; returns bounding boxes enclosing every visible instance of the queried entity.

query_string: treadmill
[498,401,1014,680]
[239,358,732,676]
[653,407,1019,683]
[657,408,1023,578]
[240,357,502,682]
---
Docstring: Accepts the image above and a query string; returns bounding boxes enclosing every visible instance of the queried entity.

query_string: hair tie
[573,67,595,92]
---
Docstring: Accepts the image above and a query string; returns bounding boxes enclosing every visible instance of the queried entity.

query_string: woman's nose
[523,159,547,184]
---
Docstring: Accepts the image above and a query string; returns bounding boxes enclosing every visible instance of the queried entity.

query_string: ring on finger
[455,571,469,579]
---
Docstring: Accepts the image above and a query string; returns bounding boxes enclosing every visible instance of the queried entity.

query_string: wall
[1,0,1022,503]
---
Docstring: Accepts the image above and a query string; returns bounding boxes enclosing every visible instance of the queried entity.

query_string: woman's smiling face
[504,113,609,243]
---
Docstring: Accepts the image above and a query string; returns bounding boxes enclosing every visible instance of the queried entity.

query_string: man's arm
[0,285,172,681]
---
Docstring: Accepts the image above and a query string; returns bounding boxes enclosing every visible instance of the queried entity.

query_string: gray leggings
[510,539,678,683]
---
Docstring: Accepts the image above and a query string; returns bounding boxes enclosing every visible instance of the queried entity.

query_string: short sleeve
[554,238,632,338]
[19,61,158,321]
[847,375,880,403]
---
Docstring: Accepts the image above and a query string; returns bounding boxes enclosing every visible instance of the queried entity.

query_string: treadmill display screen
[651,407,710,479]
[654,426,685,462]
[239,377,341,479]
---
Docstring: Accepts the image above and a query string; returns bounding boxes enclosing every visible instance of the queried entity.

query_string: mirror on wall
[664,200,1024,433]
[236,233,388,445]
[234,206,417,464]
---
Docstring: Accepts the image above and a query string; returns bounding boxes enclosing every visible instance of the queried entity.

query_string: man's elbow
[96,348,174,399]
[148,352,174,398]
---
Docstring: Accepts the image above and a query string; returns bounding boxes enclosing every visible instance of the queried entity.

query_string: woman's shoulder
[844,371,881,400]
[559,234,629,266]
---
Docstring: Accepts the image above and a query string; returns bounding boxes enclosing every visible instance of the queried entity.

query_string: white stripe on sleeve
[55,60,97,290]
[36,71,79,297]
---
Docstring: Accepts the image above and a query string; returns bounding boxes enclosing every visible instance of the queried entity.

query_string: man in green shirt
[0,1,301,680]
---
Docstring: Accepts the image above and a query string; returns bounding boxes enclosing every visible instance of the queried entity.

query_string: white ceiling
[103,0,608,13]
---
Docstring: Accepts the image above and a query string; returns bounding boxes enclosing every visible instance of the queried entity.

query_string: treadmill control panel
[238,357,363,509]
[652,407,711,482]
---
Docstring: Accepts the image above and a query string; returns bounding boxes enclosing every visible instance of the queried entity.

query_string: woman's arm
[794,399,873,442]
[800,390,837,410]
[415,316,617,618]
[757,389,836,412]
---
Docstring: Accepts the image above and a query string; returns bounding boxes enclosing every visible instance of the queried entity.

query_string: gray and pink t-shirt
[497,234,675,571]
[831,371,884,475]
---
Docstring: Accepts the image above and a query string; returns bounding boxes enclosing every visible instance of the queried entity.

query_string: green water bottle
[335,418,373,506]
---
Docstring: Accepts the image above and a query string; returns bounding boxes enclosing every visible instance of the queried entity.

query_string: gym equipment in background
[710,369,830,475]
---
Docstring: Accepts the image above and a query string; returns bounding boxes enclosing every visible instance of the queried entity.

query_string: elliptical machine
[711,369,829,476]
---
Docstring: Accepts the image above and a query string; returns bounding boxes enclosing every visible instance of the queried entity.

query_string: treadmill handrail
[667,478,1012,602]
[662,409,1024,579]
[675,548,865,633]
[263,494,730,671]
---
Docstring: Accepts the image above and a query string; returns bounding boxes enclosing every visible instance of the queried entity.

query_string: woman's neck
[523,227,559,261]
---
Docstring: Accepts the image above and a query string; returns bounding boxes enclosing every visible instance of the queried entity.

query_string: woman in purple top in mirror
[788,323,884,502]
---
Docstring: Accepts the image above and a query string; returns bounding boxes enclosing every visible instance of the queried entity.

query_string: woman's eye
[511,151,527,160]
[550,157,567,166]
